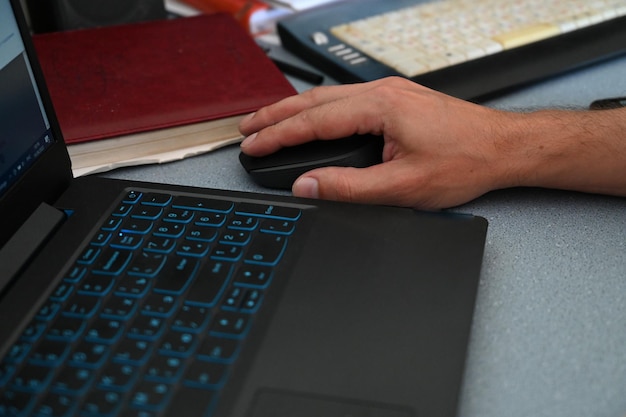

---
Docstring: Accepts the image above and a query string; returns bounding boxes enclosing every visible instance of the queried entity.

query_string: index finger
[239,81,409,156]
[239,81,379,136]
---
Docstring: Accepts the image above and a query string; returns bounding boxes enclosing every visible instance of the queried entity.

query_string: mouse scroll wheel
[311,31,329,46]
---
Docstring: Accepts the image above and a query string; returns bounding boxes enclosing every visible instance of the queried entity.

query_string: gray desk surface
[104,53,626,417]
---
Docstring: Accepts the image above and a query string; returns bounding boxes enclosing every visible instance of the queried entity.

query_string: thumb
[291,163,411,206]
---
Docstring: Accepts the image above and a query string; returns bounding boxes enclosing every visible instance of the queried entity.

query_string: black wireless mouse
[238,134,384,189]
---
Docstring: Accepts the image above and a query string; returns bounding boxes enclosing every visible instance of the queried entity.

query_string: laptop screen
[0,0,56,199]
[0,0,72,250]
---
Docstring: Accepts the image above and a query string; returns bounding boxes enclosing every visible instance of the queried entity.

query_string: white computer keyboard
[330,0,626,78]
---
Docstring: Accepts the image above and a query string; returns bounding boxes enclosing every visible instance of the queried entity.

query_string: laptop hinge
[0,202,66,295]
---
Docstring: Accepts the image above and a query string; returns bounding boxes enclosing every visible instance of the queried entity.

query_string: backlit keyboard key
[185,261,232,307]
[245,234,288,266]
[235,202,302,221]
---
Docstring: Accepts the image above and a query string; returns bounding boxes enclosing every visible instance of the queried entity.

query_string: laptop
[0,1,488,416]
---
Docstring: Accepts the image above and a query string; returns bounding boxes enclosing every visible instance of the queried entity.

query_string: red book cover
[32,13,296,144]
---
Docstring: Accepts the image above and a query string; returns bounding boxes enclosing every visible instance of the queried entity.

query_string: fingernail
[293,176,319,199]
[241,112,256,125]
[240,132,257,149]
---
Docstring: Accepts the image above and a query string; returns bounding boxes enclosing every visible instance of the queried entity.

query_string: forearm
[498,107,626,197]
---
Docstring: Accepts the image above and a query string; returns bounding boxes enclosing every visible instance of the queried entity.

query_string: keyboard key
[0,389,34,416]
[222,286,263,312]
[197,337,239,363]
[97,362,137,390]
[116,275,152,298]
[123,190,142,204]
[0,362,15,386]
[50,366,93,394]
[120,218,154,235]
[64,265,86,283]
[153,221,185,238]
[36,300,61,321]
[78,275,115,296]
[130,380,172,411]
[141,192,172,207]
[153,257,199,295]
[11,363,53,392]
[210,311,250,338]
[128,251,167,278]
[113,339,151,365]
[81,389,122,416]
[173,196,233,213]
[194,212,227,227]
[144,356,184,382]
[236,202,302,221]
[158,332,196,357]
[35,392,76,417]
[62,294,100,319]
[127,315,166,341]
[163,207,194,223]
[47,316,86,341]
[69,341,108,368]
[112,202,133,217]
[171,305,210,333]
[185,261,231,307]
[234,264,272,288]
[210,244,243,261]
[260,218,297,235]
[241,289,263,312]
[142,293,178,317]
[49,281,74,302]
[245,234,288,266]
[92,248,133,276]
[176,241,210,257]
[185,225,218,242]
[493,23,560,49]
[29,339,69,366]
[218,230,251,246]
[101,296,137,320]
[227,215,259,231]
[222,287,245,310]
[77,246,101,265]
[131,205,163,220]
[144,236,176,253]
[101,216,122,231]
[3,341,30,364]
[20,320,47,342]
[110,232,144,250]
[183,358,227,388]
[85,318,123,344]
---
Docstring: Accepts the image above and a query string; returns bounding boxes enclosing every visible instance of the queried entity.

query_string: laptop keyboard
[0,189,303,417]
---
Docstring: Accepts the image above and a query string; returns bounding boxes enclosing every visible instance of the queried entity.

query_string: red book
[32,14,296,176]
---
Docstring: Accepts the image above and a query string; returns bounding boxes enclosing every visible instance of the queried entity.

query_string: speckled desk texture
[104,51,626,417]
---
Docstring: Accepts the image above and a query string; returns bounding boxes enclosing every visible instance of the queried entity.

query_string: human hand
[238,77,532,209]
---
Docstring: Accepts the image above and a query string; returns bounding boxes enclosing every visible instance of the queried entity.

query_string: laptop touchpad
[248,389,415,417]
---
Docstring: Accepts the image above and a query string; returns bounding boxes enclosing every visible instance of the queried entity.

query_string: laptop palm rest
[224,207,485,417]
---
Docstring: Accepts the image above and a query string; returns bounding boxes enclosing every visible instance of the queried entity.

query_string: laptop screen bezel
[0,0,73,249]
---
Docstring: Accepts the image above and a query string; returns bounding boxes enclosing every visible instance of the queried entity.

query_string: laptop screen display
[0,0,56,198]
